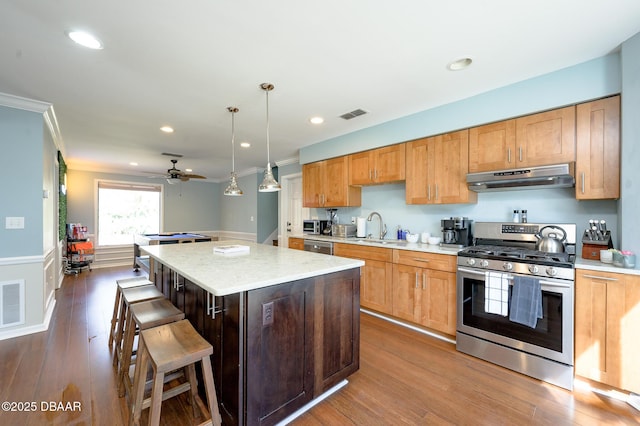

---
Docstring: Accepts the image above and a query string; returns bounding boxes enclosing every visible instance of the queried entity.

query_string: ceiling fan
[150,159,207,184]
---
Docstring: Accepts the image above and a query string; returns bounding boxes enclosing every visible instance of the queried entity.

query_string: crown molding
[0,92,51,113]
[275,156,299,167]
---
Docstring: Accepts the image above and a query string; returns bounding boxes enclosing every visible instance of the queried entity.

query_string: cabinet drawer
[393,249,456,272]
[334,243,392,262]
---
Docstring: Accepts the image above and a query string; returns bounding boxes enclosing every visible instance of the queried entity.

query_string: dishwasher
[303,239,333,255]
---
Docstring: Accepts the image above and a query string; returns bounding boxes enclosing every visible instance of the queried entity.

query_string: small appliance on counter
[581,219,613,260]
[441,217,473,248]
[303,219,331,235]
[332,224,357,238]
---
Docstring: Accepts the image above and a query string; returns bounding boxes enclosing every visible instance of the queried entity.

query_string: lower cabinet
[392,250,457,336]
[334,243,393,314]
[155,262,360,426]
[575,270,640,394]
[288,237,304,250]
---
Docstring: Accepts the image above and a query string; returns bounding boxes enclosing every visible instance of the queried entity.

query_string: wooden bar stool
[109,277,154,348]
[113,285,164,368]
[118,298,185,398]
[130,319,222,426]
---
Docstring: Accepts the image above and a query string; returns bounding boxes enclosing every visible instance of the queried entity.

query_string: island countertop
[142,240,364,296]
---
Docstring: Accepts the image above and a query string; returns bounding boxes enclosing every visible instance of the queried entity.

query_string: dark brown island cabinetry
[152,261,360,426]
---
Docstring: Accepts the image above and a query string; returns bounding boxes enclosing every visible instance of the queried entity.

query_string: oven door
[456,266,573,365]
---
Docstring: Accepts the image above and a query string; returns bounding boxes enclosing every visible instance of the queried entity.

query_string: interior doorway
[278,173,308,247]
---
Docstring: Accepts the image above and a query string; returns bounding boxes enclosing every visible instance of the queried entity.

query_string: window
[97,180,162,246]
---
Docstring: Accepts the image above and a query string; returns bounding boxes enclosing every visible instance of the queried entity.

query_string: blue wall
[299,52,629,247]
[0,106,44,257]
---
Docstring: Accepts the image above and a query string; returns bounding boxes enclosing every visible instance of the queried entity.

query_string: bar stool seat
[130,319,222,426]
[109,277,154,348]
[118,298,185,398]
[113,285,164,369]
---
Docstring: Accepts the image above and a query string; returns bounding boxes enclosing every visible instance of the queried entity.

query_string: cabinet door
[432,130,476,204]
[417,270,456,335]
[392,264,419,322]
[375,144,406,183]
[183,279,204,333]
[515,106,575,167]
[576,95,620,200]
[575,271,624,388]
[302,161,324,207]
[468,119,516,173]
[288,237,304,251]
[405,137,431,204]
[324,156,350,206]
[349,151,374,185]
[361,259,393,314]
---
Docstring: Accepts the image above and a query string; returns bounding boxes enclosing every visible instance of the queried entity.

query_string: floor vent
[1,280,25,328]
[339,109,368,120]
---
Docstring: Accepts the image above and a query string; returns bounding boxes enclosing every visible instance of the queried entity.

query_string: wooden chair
[109,277,154,348]
[117,298,185,398]
[112,285,164,368]
[129,319,222,426]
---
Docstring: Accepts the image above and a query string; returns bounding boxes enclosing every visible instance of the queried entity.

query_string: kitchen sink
[359,239,408,247]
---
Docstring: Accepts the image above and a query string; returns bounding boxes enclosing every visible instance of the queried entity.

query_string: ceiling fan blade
[182,174,206,179]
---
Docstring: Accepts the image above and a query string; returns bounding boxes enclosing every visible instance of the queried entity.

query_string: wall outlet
[351,217,356,224]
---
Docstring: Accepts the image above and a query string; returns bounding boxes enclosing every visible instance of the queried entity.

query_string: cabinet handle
[374,169,378,180]
[508,148,511,163]
[519,147,523,162]
[206,292,214,319]
[415,272,419,289]
[581,274,619,282]
[369,169,373,181]
[428,185,431,201]
[435,184,439,200]
[422,273,426,290]
[581,172,585,194]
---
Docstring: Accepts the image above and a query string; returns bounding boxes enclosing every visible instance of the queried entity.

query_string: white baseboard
[0,299,56,341]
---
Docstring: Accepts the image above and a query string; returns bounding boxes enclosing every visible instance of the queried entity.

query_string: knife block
[581,231,613,260]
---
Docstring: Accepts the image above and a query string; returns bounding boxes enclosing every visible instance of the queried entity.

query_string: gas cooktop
[459,244,573,264]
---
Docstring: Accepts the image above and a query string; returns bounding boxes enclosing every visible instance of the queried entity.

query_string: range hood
[467,163,575,192]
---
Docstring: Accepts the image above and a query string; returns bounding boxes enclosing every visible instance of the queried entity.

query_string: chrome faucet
[366,211,387,240]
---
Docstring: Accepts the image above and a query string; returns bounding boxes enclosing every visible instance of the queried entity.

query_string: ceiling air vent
[339,109,368,120]
[161,152,183,158]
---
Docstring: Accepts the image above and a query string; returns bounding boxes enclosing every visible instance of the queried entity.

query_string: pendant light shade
[224,107,243,196]
[258,83,281,192]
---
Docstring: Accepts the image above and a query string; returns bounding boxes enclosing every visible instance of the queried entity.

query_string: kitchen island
[141,241,364,426]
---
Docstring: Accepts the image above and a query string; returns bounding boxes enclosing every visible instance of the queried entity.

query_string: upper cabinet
[406,130,477,205]
[349,144,406,185]
[469,106,576,173]
[302,156,361,208]
[575,95,620,200]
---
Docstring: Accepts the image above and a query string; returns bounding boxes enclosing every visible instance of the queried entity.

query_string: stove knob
[528,265,539,274]
[503,262,513,271]
[546,267,557,277]
[466,258,476,266]
[480,260,489,268]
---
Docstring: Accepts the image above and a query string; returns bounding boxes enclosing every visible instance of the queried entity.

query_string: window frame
[94,179,164,248]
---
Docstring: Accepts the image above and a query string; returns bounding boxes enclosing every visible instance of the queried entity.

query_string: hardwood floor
[1,266,638,425]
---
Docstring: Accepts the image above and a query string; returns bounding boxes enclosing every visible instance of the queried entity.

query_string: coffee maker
[441,217,473,248]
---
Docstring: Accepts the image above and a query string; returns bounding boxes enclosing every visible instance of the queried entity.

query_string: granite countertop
[142,240,364,296]
[292,234,460,256]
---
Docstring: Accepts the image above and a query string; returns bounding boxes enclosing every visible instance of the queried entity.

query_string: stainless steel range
[456,222,577,390]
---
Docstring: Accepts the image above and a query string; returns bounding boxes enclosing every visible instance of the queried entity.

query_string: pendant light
[224,106,243,196]
[258,83,281,192]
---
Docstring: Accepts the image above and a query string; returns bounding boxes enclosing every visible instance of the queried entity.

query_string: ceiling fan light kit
[224,106,243,196]
[258,83,281,192]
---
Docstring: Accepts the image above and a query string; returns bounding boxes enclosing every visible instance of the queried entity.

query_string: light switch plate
[5,217,25,229]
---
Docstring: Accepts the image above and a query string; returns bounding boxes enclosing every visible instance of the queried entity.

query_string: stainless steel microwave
[303,220,321,234]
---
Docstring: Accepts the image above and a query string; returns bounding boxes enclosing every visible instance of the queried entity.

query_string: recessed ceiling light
[185,168,193,172]
[447,57,473,71]
[240,142,251,148]
[160,126,174,133]
[309,116,324,125]
[129,162,138,166]
[66,30,103,49]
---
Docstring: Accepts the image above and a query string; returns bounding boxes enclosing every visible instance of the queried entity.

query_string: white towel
[484,272,509,316]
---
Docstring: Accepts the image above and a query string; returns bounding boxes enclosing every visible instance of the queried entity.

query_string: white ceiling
[2,1,640,182]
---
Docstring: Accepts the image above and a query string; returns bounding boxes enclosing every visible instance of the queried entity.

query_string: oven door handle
[458,267,572,289]
[457,267,486,276]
